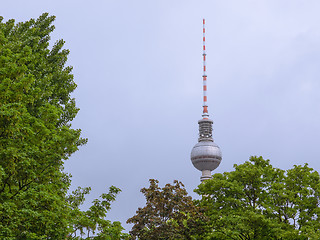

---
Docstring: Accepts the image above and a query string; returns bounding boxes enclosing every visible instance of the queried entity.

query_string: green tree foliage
[195,156,320,240]
[0,13,128,239]
[67,186,129,240]
[127,179,207,240]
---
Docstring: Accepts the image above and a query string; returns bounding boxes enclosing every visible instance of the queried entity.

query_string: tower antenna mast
[202,19,209,119]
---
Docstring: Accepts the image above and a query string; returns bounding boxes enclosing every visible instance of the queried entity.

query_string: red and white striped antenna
[202,19,209,119]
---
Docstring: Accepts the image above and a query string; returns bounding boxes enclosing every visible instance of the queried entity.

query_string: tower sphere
[191,141,222,172]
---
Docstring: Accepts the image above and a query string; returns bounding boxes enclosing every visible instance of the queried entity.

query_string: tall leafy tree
[0,12,85,239]
[195,156,320,240]
[127,179,207,240]
[0,13,128,239]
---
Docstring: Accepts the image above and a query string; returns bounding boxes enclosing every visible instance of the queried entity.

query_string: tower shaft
[191,19,222,182]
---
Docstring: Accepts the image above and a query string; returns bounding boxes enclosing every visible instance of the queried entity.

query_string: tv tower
[191,19,222,182]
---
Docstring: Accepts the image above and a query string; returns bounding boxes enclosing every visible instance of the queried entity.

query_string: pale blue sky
[2,0,320,231]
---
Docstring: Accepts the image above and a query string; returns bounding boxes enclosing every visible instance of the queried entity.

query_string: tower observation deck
[190,19,222,182]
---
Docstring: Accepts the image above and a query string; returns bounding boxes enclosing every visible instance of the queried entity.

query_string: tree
[127,179,207,240]
[195,156,320,240]
[0,13,128,239]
